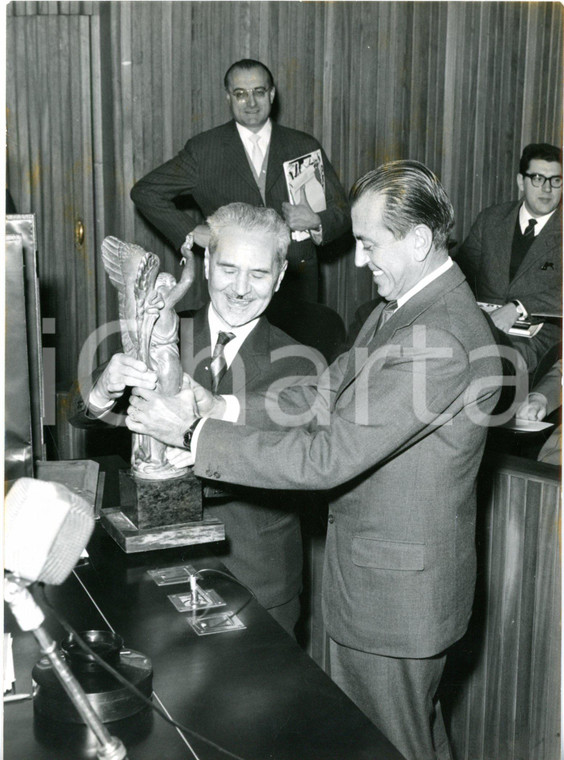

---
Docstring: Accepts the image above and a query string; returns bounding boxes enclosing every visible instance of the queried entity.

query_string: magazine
[283,149,326,241]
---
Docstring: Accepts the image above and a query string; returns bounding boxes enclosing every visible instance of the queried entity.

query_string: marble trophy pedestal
[100,468,224,553]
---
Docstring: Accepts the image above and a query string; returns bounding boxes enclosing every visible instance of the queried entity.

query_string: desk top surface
[5,526,404,760]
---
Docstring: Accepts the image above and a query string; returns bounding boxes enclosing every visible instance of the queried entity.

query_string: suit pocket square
[352,537,425,571]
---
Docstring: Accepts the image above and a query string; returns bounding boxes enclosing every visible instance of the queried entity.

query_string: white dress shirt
[519,203,557,235]
[235,120,272,173]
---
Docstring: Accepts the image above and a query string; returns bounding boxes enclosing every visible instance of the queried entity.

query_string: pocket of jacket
[352,537,425,571]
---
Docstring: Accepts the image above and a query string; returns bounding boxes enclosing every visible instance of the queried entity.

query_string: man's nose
[247,90,257,106]
[234,271,251,295]
[355,242,369,268]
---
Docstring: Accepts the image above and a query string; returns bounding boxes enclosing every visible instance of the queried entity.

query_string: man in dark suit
[128,161,503,760]
[130,59,350,303]
[73,203,319,635]
[457,143,562,373]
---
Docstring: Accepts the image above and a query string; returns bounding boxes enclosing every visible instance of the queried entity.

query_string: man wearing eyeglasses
[457,143,562,372]
[130,59,350,304]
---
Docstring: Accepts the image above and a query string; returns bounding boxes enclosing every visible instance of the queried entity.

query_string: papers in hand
[502,418,554,433]
[283,150,326,241]
[477,302,544,338]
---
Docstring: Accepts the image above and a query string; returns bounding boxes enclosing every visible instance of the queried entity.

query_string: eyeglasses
[229,87,271,103]
[522,173,563,189]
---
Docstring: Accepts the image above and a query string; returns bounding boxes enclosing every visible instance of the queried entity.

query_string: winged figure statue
[101,236,195,479]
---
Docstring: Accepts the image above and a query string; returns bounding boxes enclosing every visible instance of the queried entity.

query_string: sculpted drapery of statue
[101,235,195,479]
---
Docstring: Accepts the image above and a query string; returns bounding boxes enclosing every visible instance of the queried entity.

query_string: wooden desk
[4,526,405,760]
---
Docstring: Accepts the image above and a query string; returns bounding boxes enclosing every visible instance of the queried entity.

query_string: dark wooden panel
[7,14,99,395]
[8,1,562,332]
[442,458,561,760]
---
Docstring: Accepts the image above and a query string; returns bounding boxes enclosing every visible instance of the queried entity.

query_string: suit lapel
[222,121,263,196]
[217,317,266,394]
[265,123,286,195]
[511,207,562,283]
[336,302,385,394]
[336,266,467,400]
[491,202,519,284]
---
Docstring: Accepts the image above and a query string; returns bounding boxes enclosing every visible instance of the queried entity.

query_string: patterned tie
[377,300,398,329]
[249,134,263,176]
[210,331,235,392]
[523,218,537,237]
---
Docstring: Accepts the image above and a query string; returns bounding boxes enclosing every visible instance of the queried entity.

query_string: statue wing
[101,236,159,357]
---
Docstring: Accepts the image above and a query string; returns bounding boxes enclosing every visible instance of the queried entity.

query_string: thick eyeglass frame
[522,173,563,189]
[228,86,272,103]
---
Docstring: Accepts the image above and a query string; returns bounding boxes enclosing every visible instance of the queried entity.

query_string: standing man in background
[457,143,562,373]
[127,161,503,760]
[130,59,350,304]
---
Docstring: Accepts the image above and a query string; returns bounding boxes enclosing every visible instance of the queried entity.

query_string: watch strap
[182,419,200,451]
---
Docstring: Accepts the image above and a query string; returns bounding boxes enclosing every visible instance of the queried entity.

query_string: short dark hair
[519,143,562,175]
[350,160,455,251]
[207,202,289,269]
[224,59,274,90]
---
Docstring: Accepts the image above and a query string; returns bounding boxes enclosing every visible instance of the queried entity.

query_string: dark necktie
[210,331,235,392]
[377,300,398,329]
[523,218,537,237]
[510,217,537,280]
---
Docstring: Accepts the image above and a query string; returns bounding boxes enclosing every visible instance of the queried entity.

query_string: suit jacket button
[328,514,335,524]
[206,467,213,477]
[214,471,220,479]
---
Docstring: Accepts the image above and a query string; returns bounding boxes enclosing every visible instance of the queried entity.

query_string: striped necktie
[377,300,398,329]
[210,331,235,392]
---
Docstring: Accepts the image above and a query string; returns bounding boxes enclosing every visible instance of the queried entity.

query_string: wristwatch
[182,420,200,451]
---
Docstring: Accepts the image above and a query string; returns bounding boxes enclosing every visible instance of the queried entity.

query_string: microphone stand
[5,575,129,760]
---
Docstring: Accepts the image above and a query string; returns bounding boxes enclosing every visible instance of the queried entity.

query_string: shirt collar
[207,303,260,347]
[519,202,556,236]
[396,257,453,309]
[235,119,272,149]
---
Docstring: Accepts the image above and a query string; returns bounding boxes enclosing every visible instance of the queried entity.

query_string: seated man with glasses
[457,142,562,373]
[130,58,350,305]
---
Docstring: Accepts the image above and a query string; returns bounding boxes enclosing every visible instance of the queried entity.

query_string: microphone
[4,478,128,760]
[5,477,95,585]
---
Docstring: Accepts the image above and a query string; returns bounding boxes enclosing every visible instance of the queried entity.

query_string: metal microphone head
[5,478,94,585]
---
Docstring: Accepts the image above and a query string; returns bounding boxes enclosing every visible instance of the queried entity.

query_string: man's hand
[515,393,548,421]
[282,188,321,232]
[182,374,226,419]
[93,354,157,406]
[166,446,195,469]
[490,302,519,333]
[126,386,198,447]
[192,224,211,249]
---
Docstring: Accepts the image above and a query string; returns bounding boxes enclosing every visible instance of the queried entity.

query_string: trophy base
[100,508,224,554]
[119,468,203,529]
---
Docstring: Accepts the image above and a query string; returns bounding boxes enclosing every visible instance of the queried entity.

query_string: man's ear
[269,86,276,105]
[204,249,210,280]
[516,173,525,196]
[412,225,433,262]
[274,260,288,292]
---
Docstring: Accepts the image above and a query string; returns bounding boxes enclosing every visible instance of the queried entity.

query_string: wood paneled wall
[441,457,561,760]
[99,1,563,321]
[6,1,563,382]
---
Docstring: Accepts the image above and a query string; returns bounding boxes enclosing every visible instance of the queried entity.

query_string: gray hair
[207,203,290,269]
[350,160,455,251]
